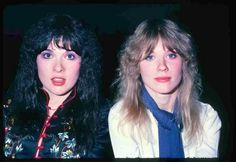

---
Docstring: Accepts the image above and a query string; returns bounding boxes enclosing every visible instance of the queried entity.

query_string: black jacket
[3,88,113,159]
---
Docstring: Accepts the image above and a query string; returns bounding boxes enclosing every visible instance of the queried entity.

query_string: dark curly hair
[5,13,103,151]
[10,13,102,109]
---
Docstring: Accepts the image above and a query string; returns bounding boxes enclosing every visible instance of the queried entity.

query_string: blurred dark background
[2,3,232,161]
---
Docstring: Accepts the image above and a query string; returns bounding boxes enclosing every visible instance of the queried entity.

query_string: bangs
[52,36,81,55]
[141,34,184,60]
[158,30,186,58]
[160,35,178,54]
[140,34,160,60]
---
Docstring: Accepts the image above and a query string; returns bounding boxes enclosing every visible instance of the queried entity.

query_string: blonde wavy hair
[114,18,203,144]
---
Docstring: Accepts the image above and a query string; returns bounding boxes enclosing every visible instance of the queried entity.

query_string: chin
[159,88,178,95]
[52,90,70,96]
[154,88,174,94]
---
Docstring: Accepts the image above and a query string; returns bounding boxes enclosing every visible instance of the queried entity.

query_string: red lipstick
[51,77,66,86]
[154,77,171,82]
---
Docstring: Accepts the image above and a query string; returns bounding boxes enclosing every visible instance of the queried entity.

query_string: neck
[146,87,178,113]
[47,91,72,110]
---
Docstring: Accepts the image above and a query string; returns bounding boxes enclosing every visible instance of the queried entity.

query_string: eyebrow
[42,48,78,57]
[66,50,75,52]
[42,49,53,52]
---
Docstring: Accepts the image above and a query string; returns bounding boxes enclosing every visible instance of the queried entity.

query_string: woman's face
[36,39,81,97]
[139,38,183,96]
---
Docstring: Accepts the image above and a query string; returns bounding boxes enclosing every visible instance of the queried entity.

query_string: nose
[53,59,64,72]
[157,58,168,72]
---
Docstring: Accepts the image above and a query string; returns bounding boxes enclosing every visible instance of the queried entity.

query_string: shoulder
[3,98,14,118]
[3,98,12,108]
[108,100,126,130]
[199,102,220,119]
[198,101,222,129]
[108,100,124,119]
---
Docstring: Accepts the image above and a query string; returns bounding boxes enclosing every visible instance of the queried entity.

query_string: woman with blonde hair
[108,18,221,158]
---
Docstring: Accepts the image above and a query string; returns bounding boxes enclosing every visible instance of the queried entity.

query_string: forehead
[153,39,171,52]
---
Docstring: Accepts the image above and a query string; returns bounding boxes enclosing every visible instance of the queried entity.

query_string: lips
[154,77,171,82]
[51,77,66,86]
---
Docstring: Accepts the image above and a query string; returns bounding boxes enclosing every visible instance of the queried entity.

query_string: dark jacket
[3,88,113,159]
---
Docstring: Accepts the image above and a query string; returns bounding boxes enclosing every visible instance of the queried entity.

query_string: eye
[167,53,178,59]
[40,51,53,59]
[65,52,78,60]
[66,53,75,60]
[145,54,155,61]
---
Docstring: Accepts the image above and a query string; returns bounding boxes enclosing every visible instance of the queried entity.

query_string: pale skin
[139,38,183,113]
[36,39,81,116]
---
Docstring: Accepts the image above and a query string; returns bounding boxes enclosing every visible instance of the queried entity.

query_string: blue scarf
[141,85,184,158]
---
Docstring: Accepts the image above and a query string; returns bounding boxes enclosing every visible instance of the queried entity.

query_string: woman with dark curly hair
[3,13,113,159]
[109,18,221,158]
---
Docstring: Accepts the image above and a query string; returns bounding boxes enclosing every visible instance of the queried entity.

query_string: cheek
[172,62,183,79]
[37,60,49,76]
[36,58,45,76]
[139,63,151,76]
[69,62,81,77]
[37,67,49,85]
[36,61,48,87]
[139,67,147,80]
